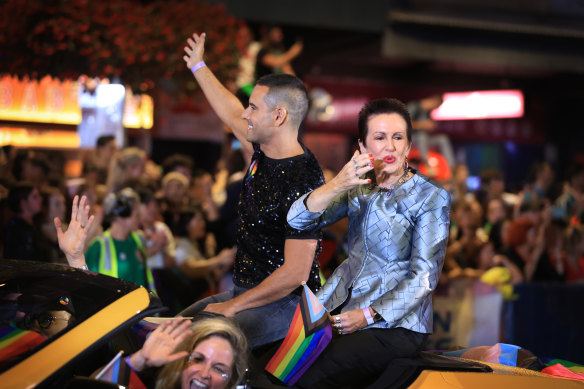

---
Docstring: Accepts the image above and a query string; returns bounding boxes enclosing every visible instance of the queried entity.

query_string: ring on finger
[352,158,358,165]
[334,316,341,324]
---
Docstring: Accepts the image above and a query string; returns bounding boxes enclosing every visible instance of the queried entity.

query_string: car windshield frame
[0,259,158,381]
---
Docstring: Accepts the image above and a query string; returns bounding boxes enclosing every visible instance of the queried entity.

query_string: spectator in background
[498,214,563,283]
[476,168,518,214]
[84,135,117,185]
[3,182,43,261]
[515,161,556,218]
[255,25,303,80]
[160,172,191,231]
[38,186,68,264]
[84,188,156,291]
[161,153,195,186]
[191,168,219,223]
[449,163,472,204]
[407,94,455,169]
[564,224,584,283]
[234,25,262,101]
[137,187,176,270]
[553,162,584,226]
[209,149,247,253]
[21,153,51,191]
[482,197,510,238]
[106,147,147,192]
[169,206,236,313]
[444,198,485,279]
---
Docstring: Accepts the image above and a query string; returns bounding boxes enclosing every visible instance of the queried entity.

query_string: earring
[404,158,409,172]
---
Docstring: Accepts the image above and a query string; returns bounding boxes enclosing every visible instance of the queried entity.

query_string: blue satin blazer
[287,169,451,334]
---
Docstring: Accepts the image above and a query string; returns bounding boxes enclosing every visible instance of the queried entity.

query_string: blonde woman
[125,316,248,389]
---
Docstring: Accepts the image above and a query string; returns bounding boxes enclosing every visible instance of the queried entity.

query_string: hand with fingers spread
[183,32,206,70]
[54,195,95,268]
[129,317,193,371]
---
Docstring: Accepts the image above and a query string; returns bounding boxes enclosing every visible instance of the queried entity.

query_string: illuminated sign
[0,127,80,149]
[431,90,524,120]
[0,75,153,129]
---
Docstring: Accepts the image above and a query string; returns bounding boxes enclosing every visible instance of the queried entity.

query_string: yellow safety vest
[97,230,156,293]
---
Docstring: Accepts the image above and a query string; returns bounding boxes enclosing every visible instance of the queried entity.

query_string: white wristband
[190,61,206,74]
[362,307,374,325]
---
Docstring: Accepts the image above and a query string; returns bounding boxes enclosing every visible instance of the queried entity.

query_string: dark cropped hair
[161,153,194,177]
[256,73,309,126]
[96,135,115,148]
[7,182,36,213]
[358,98,412,146]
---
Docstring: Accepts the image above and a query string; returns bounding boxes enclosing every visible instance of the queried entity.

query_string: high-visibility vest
[96,230,156,293]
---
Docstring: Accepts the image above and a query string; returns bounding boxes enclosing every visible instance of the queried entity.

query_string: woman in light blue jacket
[287,98,451,388]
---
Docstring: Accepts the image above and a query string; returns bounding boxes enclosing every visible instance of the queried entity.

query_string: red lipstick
[383,155,396,164]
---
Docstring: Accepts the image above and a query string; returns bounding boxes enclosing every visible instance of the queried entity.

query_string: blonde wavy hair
[155,316,248,389]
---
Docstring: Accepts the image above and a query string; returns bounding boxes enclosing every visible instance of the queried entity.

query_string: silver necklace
[378,169,409,196]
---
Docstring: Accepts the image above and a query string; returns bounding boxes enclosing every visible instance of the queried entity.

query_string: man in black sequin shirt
[181,32,324,348]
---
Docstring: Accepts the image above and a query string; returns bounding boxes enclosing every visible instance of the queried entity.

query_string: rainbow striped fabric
[0,325,45,361]
[265,282,332,386]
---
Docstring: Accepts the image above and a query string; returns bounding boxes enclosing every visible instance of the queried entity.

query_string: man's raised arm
[183,32,253,156]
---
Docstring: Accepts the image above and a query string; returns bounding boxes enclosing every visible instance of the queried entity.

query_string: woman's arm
[305,150,373,212]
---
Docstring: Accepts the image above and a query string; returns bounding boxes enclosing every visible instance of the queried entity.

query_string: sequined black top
[233,143,324,292]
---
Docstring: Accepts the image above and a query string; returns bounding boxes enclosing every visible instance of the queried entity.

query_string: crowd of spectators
[1,137,583,315]
[0,138,246,315]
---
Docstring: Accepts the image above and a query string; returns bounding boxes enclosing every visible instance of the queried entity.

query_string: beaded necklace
[378,168,410,196]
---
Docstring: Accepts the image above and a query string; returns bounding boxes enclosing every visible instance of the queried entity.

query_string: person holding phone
[287,98,451,388]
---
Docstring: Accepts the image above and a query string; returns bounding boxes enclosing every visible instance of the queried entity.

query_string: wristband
[362,307,374,325]
[190,61,206,74]
[125,356,137,372]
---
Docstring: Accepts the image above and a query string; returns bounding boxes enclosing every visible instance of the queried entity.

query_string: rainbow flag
[96,351,147,389]
[265,282,332,386]
[0,325,45,361]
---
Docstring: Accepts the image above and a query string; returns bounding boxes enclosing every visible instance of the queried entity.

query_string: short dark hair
[256,74,309,126]
[136,186,156,205]
[7,182,36,213]
[28,155,51,175]
[161,154,194,177]
[103,187,139,224]
[96,135,115,148]
[358,98,412,146]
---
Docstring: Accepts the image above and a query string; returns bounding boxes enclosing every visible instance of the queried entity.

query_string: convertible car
[1,259,582,389]
[0,259,165,389]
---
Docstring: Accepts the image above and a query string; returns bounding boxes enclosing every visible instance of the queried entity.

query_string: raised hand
[138,317,193,368]
[183,32,206,69]
[54,195,95,268]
